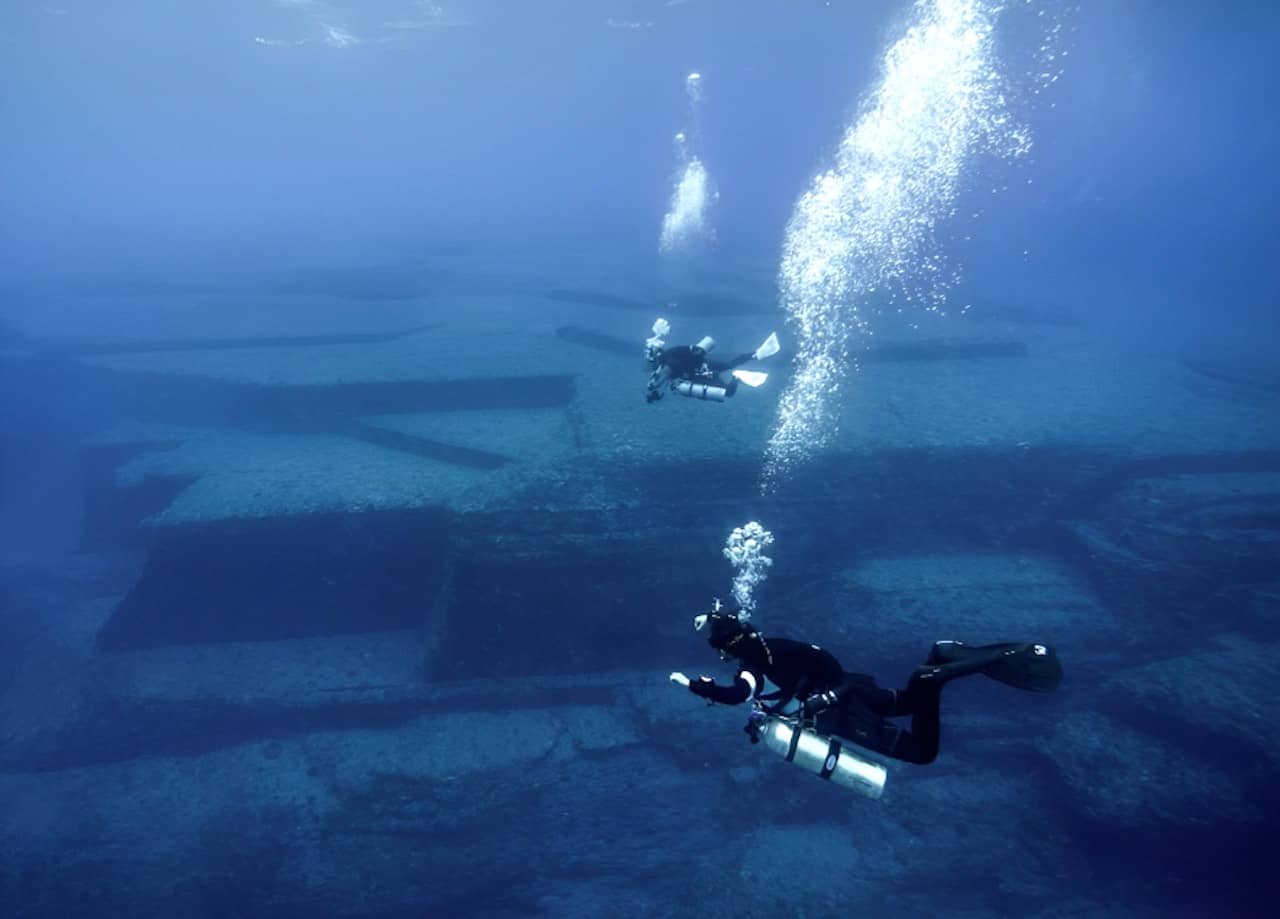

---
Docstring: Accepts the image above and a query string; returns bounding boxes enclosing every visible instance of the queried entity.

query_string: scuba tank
[747,710,886,799]
[674,380,727,401]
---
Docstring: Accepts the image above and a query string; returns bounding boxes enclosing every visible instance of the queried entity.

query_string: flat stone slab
[1107,633,1280,770]
[79,332,1280,527]
[1038,708,1257,828]
[106,407,575,523]
[838,342,1279,456]
[830,553,1125,663]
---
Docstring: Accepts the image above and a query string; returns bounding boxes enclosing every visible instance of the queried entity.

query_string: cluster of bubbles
[723,521,774,614]
[659,72,717,254]
[645,317,670,358]
[659,160,715,253]
[685,70,704,104]
[761,0,1035,491]
[1025,1,1075,101]
[957,1,1076,272]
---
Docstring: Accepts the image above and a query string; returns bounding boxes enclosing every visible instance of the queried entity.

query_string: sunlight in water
[762,0,1034,490]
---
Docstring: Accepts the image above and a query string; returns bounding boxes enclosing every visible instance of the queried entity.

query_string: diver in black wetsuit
[670,604,1062,765]
[644,319,779,404]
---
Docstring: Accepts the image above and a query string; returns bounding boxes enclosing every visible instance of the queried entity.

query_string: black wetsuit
[648,344,755,399]
[691,634,949,765]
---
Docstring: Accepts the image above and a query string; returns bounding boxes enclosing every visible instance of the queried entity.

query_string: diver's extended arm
[645,365,671,402]
[670,669,757,705]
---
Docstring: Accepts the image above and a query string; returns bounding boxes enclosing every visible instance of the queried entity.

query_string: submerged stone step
[95,507,452,650]
[30,324,440,357]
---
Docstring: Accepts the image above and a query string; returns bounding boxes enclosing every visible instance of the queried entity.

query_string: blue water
[2,1,1278,916]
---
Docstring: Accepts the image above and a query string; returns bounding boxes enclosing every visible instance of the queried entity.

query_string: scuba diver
[645,318,780,403]
[670,602,1062,767]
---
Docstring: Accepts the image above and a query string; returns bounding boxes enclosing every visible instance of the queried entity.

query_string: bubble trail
[659,71,717,254]
[660,158,715,254]
[723,521,774,614]
[762,0,1032,491]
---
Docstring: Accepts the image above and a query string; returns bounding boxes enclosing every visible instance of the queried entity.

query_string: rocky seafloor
[1,279,1276,916]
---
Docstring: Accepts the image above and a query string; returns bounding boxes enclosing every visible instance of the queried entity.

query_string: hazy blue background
[2,4,1278,916]
[2,0,1277,346]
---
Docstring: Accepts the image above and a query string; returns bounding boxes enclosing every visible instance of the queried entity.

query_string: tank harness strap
[785,723,803,763]
[819,737,843,780]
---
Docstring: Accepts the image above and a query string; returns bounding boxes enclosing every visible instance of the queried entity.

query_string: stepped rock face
[2,288,1277,915]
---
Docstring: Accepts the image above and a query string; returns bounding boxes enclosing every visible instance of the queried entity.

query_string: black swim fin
[928,640,1063,693]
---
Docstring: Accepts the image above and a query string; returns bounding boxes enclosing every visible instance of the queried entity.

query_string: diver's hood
[694,603,754,654]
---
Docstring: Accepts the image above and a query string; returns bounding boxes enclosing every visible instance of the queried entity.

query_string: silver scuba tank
[674,380,727,401]
[759,717,887,799]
